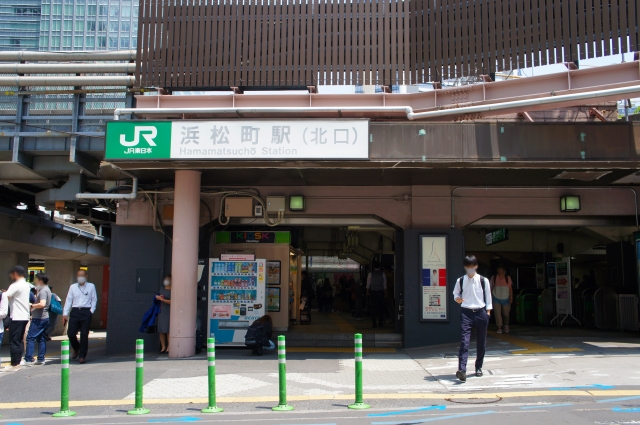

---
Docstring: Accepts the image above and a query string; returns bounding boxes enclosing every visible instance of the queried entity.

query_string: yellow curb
[1,390,637,410]
[492,332,584,355]
[287,347,396,353]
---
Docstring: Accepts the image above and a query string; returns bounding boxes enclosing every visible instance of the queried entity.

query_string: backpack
[458,274,488,306]
[49,295,63,315]
[245,322,270,355]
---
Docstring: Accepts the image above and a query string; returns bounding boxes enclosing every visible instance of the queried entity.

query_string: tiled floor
[288,312,397,334]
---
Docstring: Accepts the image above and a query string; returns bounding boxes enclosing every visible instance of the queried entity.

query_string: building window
[133,6,138,17]
[109,6,119,17]
[86,36,94,47]
[98,5,108,15]
[63,4,73,15]
[40,20,50,31]
[97,35,106,47]
[52,20,61,31]
[39,36,49,47]
[53,4,62,14]
[74,36,83,47]
[64,19,72,31]
[75,20,84,31]
[120,21,130,32]
[109,21,118,32]
[121,6,130,17]
[132,20,138,31]
[76,5,85,14]
[131,37,137,48]
[98,20,107,31]
[51,36,60,48]
[120,37,129,48]
[63,36,72,47]
[86,20,96,31]
[108,36,118,48]
[87,5,96,15]
[41,4,51,14]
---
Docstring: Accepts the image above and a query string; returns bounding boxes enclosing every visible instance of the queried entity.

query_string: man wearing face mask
[23,273,51,366]
[452,255,492,383]
[62,269,97,364]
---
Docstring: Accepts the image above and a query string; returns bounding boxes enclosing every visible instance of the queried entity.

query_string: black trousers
[370,290,385,326]
[9,320,28,366]
[458,308,489,372]
[68,308,92,358]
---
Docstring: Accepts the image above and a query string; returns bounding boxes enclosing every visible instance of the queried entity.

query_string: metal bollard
[272,335,294,411]
[348,333,370,409]
[127,339,150,415]
[201,337,224,413]
[53,340,77,417]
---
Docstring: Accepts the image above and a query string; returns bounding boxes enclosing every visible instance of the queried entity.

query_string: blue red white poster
[420,235,448,321]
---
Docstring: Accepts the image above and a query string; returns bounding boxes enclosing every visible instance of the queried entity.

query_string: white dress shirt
[63,282,98,315]
[452,273,493,310]
[0,293,8,320]
[5,278,32,321]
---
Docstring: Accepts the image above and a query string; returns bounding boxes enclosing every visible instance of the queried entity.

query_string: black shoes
[476,369,483,377]
[456,370,467,382]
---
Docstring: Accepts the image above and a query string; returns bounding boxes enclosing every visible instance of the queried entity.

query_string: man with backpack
[22,273,52,366]
[453,255,492,383]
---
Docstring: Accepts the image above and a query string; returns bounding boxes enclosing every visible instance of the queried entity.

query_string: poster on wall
[267,287,281,312]
[420,235,448,322]
[555,257,572,314]
[267,261,281,285]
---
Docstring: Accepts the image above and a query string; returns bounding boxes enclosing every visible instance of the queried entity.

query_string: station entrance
[463,223,639,334]
[209,221,402,349]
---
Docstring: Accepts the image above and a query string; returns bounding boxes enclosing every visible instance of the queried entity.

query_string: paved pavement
[1,326,640,424]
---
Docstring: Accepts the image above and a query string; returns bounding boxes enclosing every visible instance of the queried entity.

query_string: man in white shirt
[452,255,492,382]
[62,269,98,364]
[3,266,32,371]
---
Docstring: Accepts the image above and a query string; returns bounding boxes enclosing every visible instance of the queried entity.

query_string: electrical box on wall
[225,197,254,217]
[266,196,286,212]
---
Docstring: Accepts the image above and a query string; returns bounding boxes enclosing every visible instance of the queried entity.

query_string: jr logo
[120,126,158,147]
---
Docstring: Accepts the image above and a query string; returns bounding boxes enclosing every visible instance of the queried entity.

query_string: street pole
[53,340,77,417]
[272,335,294,411]
[202,337,223,413]
[127,339,150,415]
[348,333,370,409]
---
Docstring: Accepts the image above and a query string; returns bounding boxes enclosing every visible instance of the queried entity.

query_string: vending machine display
[208,258,266,345]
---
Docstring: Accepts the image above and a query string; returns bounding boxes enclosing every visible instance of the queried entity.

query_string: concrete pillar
[0,252,29,289]
[44,259,80,336]
[169,170,201,358]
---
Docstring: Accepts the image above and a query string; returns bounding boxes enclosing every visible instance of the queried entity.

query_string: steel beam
[133,61,640,120]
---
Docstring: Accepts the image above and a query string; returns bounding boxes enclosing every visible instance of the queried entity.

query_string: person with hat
[2,266,31,371]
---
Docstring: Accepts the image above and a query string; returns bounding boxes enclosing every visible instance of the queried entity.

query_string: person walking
[0,288,8,365]
[156,275,172,354]
[453,255,492,383]
[367,262,387,328]
[491,264,513,334]
[23,273,51,366]
[2,266,31,371]
[62,269,97,364]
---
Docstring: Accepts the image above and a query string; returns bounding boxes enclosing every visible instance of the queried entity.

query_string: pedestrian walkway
[288,312,396,334]
[0,328,639,421]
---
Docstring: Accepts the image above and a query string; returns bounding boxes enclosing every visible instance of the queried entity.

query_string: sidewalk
[0,326,639,419]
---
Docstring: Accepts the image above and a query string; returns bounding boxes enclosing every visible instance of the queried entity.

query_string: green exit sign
[486,229,509,246]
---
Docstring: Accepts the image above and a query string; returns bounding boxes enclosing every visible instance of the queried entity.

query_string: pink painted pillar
[169,170,201,358]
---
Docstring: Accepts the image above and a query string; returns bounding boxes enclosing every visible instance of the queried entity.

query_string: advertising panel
[106,120,369,160]
[420,235,448,321]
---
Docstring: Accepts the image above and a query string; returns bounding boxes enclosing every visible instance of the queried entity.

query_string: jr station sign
[105,120,369,160]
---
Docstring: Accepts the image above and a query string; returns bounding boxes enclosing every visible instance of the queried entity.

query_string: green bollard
[348,333,370,409]
[127,339,150,415]
[202,337,224,413]
[53,340,77,417]
[272,335,294,411]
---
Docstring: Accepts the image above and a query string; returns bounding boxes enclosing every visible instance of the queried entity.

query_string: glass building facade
[0,0,137,51]
[0,0,41,50]
[39,0,138,50]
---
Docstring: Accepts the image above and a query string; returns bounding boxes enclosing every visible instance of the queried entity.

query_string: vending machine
[207,256,266,345]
